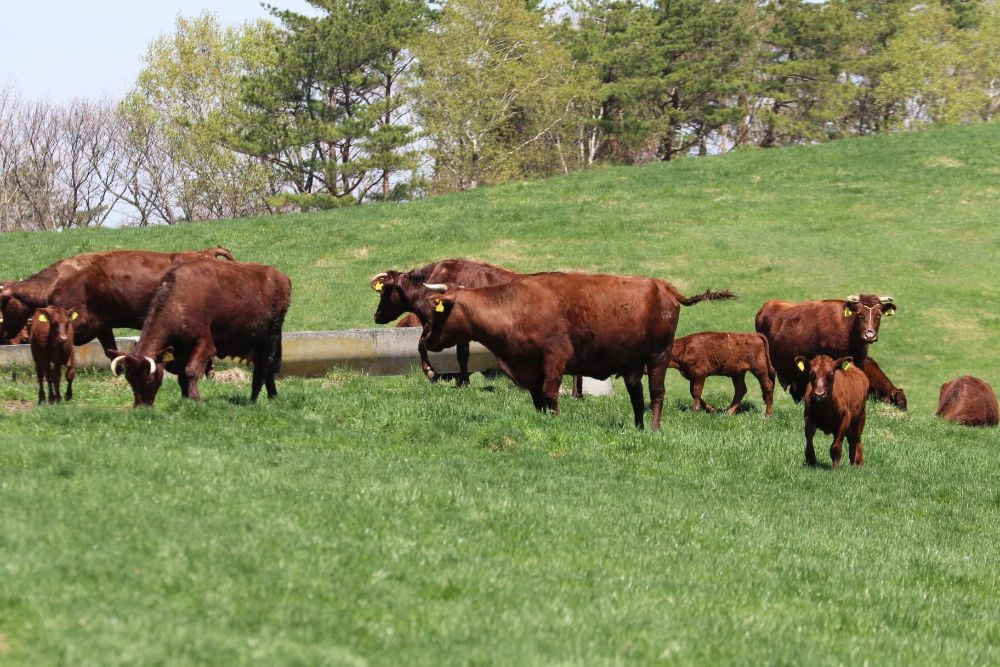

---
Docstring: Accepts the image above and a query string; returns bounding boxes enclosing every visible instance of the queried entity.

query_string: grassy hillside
[1,124,998,665]
[2,123,997,411]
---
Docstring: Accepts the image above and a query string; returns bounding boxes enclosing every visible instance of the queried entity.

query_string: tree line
[2,0,998,230]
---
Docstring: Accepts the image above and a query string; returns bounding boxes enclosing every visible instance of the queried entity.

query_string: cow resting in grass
[0,246,235,357]
[29,306,79,404]
[668,332,775,416]
[755,294,896,402]
[371,259,520,386]
[935,376,999,427]
[424,272,735,431]
[863,356,907,411]
[107,259,291,407]
[796,354,869,468]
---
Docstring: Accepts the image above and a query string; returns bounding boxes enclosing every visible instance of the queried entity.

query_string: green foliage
[1,124,999,663]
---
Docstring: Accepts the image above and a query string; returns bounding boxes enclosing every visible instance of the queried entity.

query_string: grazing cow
[864,356,907,411]
[668,332,775,416]
[796,354,869,468]
[755,294,896,402]
[29,306,79,404]
[935,376,999,427]
[0,246,235,357]
[371,259,519,386]
[424,272,735,431]
[107,259,291,407]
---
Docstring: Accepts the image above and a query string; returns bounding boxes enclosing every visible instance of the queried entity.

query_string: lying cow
[935,376,999,427]
[424,272,735,431]
[108,259,291,407]
[1,246,235,357]
[668,332,775,416]
[29,306,79,404]
[756,294,896,402]
[372,259,519,386]
[863,356,907,411]
[796,354,869,468]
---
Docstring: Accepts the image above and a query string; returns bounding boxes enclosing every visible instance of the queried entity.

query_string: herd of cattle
[1,250,997,468]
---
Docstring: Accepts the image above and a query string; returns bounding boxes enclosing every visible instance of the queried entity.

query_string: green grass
[2,124,999,664]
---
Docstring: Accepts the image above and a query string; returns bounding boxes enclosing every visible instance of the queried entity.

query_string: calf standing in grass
[796,354,869,468]
[29,306,78,404]
[935,376,999,427]
[668,332,775,416]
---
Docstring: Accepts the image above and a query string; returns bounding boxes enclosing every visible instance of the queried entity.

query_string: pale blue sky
[0,1,315,102]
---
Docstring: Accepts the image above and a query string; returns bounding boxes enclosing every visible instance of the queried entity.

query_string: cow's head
[888,387,908,411]
[33,306,79,344]
[796,354,853,402]
[844,294,896,344]
[423,285,462,352]
[371,270,416,324]
[0,289,32,342]
[108,348,168,407]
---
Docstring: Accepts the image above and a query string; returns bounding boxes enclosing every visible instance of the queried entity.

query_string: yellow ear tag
[37,313,48,323]
[374,281,383,293]
[70,312,79,320]
[796,360,806,372]
[162,351,175,363]
[841,361,852,371]
[435,300,445,313]
[843,307,852,318]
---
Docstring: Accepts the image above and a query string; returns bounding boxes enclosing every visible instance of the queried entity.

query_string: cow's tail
[680,289,736,307]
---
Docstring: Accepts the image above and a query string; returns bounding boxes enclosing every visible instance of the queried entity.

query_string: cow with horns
[755,294,897,402]
[108,259,291,407]
[423,272,735,431]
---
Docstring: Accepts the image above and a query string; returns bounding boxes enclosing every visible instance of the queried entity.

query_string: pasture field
[1,123,999,664]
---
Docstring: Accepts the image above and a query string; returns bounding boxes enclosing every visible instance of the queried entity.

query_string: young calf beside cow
[668,332,775,416]
[796,354,869,468]
[28,305,79,404]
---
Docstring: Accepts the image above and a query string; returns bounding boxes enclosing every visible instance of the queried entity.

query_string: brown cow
[935,376,999,427]
[424,273,735,431]
[0,246,235,357]
[107,259,291,407]
[29,306,79,404]
[371,259,519,386]
[864,356,907,411]
[755,294,896,402]
[796,354,869,468]
[668,332,775,416]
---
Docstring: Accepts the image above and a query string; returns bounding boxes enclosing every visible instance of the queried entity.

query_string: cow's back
[936,376,999,426]
[425,259,518,289]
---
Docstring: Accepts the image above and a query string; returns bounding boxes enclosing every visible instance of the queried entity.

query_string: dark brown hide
[935,376,999,427]
[425,272,734,431]
[669,332,775,416]
[108,259,290,407]
[0,246,235,357]
[29,306,78,404]
[796,354,869,468]
[863,356,907,411]
[755,294,896,403]
[371,259,519,386]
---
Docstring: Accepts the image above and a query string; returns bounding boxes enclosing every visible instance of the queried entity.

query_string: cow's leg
[647,363,667,432]
[755,369,774,417]
[35,363,45,404]
[804,418,818,466]
[571,375,583,399]
[829,433,845,470]
[47,365,61,403]
[624,375,646,430]
[97,329,120,361]
[418,327,437,382]
[689,376,712,413]
[185,342,215,401]
[848,418,865,466]
[726,373,748,415]
[64,359,74,401]
[263,340,281,399]
[455,342,471,387]
[541,375,562,414]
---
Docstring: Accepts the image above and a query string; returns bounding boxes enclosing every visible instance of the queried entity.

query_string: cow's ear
[157,346,175,363]
[36,312,48,323]
[70,311,80,320]
[838,357,854,371]
[883,303,897,316]
[434,297,446,313]
[843,305,854,318]
[795,356,807,372]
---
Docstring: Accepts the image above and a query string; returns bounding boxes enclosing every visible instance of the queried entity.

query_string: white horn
[879,296,894,304]
[846,295,860,303]
[110,355,126,376]
[371,272,388,282]
[145,356,157,375]
[423,283,448,293]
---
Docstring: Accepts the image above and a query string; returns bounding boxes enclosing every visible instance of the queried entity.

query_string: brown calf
[863,356,907,411]
[29,306,79,404]
[668,332,775,416]
[935,376,999,427]
[796,354,869,469]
